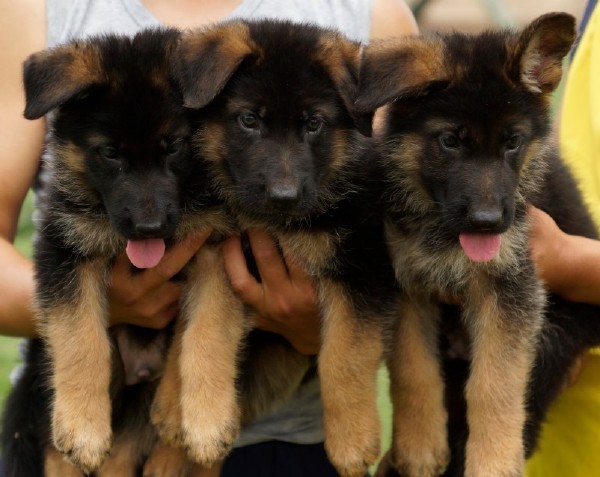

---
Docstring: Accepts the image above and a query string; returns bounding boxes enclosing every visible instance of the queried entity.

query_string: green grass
[376,366,393,465]
[0,337,22,406]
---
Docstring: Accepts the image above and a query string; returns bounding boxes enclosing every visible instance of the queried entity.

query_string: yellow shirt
[527,5,600,476]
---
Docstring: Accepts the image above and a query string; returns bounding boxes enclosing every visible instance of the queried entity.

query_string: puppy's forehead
[91,30,178,92]
[246,20,325,56]
[244,20,358,74]
[442,32,512,86]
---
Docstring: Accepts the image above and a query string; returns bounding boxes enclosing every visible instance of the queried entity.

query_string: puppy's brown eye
[505,134,522,152]
[306,116,323,134]
[439,132,459,150]
[101,146,119,160]
[239,113,259,130]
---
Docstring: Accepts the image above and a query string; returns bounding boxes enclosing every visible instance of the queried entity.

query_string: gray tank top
[46,0,373,47]
[44,0,373,448]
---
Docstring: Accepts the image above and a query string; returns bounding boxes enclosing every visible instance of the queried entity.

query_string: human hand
[529,206,591,390]
[528,205,572,292]
[222,228,321,355]
[108,228,212,329]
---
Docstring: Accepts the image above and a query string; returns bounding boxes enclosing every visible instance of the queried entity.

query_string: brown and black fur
[357,12,600,477]
[149,20,399,477]
[0,29,227,476]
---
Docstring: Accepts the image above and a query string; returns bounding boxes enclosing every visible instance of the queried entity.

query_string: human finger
[108,279,182,329]
[222,235,263,306]
[247,228,290,285]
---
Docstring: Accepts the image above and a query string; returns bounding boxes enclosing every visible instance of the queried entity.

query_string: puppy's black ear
[509,12,576,94]
[355,37,449,113]
[315,33,375,137]
[23,42,103,119]
[173,21,255,109]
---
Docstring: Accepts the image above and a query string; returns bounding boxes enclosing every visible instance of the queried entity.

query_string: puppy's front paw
[391,430,450,477]
[325,424,380,477]
[182,414,239,466]
[52,403,112,473]
[391,389,449,477]
[391,442,449,477]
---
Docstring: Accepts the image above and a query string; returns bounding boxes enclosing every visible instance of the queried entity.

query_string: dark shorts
[222,441,341,477]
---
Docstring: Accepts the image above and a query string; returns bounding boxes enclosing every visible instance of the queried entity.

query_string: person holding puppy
[0,1,418,476]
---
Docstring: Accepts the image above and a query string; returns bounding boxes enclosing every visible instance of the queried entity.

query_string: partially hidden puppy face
[174,20,373,223]
[357,13,575,260]
[24,29,193,266]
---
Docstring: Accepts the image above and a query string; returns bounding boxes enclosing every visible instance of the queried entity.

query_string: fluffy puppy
[150,19,399,477]
[7,28,226,476]
[356,12,599,477]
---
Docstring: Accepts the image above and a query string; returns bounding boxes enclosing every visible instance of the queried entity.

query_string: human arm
[370,0,420,39]
[529,205,600,305]
[0,0,47,337]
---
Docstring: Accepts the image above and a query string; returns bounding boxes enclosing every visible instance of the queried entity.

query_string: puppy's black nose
[134,221,166,237]
[268,185,300,204]
[470,208,504,230]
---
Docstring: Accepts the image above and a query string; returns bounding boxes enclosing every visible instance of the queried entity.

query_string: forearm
[549,232,600,305]
[529,206,600,305]
[0,238,37,337]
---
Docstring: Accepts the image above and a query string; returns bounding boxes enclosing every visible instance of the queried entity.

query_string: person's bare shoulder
[370,0,419,40]
[0,0,46,240]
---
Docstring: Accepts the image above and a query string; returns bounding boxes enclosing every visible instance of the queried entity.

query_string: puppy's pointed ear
[511,12,576,94]
[173,21,256,109]
[355,37,449,113]
[315,33,375,137]
[23,42,103,119]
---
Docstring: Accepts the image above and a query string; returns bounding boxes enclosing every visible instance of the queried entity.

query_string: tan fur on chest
[277,230,340,276]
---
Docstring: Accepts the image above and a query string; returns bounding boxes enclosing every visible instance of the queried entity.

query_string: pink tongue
[459,233,501,262]
[126,239,166,269]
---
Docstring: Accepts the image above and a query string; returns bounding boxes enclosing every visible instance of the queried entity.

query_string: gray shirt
[47,0,373,47]
[44,0,374,448]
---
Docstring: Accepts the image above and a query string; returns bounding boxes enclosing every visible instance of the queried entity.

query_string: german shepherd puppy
[149,20,399,477]
[357,12,600,477]
[2,29,229,476]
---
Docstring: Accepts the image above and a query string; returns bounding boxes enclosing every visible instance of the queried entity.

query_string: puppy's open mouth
[126,239,166,269]
[458,233,501,262]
